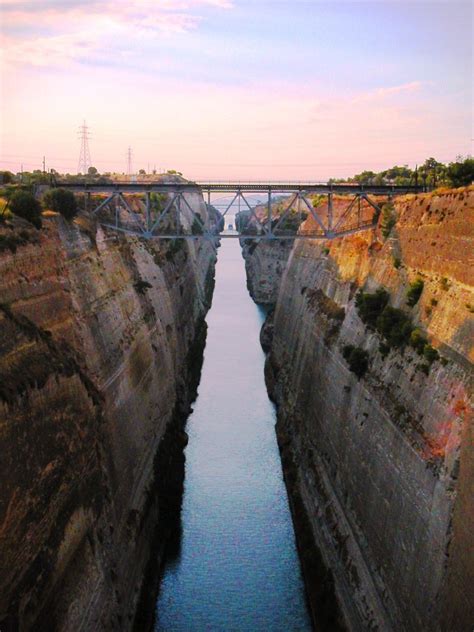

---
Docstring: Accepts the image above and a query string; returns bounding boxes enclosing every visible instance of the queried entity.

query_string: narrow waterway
[155,238,311,631]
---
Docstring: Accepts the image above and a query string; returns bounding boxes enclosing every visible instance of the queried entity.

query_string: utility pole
[77,120,92,174]
[127,146,133,177]
[42,156,46,174]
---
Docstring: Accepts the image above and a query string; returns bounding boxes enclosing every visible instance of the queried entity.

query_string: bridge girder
[53,180,418,241]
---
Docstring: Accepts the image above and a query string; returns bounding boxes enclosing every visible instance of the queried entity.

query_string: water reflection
[155,239,311,631]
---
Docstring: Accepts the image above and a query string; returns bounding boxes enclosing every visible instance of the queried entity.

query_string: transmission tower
[77,120,92,174]
[127,146,133,176]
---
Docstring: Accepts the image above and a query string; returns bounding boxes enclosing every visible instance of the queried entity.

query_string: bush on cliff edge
[9,190,42,229]
[43,188,78,220]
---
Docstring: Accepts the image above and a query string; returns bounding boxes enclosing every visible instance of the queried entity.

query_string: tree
[354,170,376,184]
[0,171,14,184]
[10,190,42,228]
[446,157,474,187]
[139,169,146,175]
[87,166,98,176]
[43,188,78,220]
[419,157,447,187]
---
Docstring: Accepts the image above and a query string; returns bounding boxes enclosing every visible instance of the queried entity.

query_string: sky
[0,0,472,180]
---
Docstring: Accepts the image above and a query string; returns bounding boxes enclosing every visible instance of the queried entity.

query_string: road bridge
[55,180,424,241]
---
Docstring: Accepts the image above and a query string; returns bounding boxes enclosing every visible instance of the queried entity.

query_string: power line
[77,120,92,174]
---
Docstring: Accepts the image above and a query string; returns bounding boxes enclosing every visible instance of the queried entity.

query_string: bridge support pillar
[268,188,272,236]
[328,192,333,232]
[146,192,151,232]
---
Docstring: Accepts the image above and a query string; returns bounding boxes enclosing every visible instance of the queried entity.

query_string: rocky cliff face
[249,187,473,630]
[240,239,292,304]
[0,192,217,631]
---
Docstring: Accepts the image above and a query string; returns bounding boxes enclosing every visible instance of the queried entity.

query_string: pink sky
[1,1,472,179]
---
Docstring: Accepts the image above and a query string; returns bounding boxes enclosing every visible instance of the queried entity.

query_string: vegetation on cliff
[342,344,369,378]
[355,288,442,371]
[380,202,396,238]
[329,156,474,188]
[8,190,42,228]
[43,188,78,219]
[406,278,424,307]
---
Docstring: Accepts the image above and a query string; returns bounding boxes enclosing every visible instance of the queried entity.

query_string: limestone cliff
[254,187,473,630]
[240,238,292,304]
[0,192,217,631]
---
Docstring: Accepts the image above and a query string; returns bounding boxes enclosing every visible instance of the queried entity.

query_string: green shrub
[355,288,389,328]
[376,306,413,348]
[381,202,396,238]
[134,279,152,294]
[355,287,441,358]
[9,190,42,228]
[43,188,78,220]
[342,345,369,379]
[406,278,424,306]
[393,257,401,269]
[410,328,427,354]
[423,345,439,364]
[322,247,330,255]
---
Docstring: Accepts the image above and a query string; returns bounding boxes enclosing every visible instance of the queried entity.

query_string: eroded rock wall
[240,239,292,304]
[0,192,217,631]
[260,187,473,630]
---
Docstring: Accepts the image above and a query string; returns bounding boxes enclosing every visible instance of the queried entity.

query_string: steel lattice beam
[73,182,406,241]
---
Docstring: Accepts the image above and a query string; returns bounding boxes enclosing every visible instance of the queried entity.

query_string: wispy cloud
[350,80,429,104]
[0,0,234,68]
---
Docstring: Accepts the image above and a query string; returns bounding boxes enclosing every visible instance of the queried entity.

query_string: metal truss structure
[57,181,424,241]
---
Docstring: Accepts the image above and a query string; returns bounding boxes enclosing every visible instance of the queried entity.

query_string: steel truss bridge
[57,181,425,241]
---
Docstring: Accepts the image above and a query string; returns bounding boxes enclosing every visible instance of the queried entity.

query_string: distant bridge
[56,180,425,240]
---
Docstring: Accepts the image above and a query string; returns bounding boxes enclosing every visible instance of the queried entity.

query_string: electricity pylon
[127,146,133,176]
[77,120,92,174]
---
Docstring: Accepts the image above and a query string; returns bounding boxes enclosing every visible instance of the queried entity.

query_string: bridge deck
[56,181,424,195]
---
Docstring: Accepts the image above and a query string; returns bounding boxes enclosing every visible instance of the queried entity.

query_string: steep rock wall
[261,187,473,630]
[0,192,217,631]
[240,239,292,304]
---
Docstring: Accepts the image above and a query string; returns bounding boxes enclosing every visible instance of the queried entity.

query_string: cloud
[0,0,234,68]
[350,81,428,104]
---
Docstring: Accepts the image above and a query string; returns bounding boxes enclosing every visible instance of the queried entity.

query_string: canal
[155,238,311,631]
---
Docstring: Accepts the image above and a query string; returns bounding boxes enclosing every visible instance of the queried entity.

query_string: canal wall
[240,238,292,305]
[0,193,217,630]
[248,187,474,630]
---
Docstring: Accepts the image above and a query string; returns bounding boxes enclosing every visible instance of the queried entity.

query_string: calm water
[155,238,311,632]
